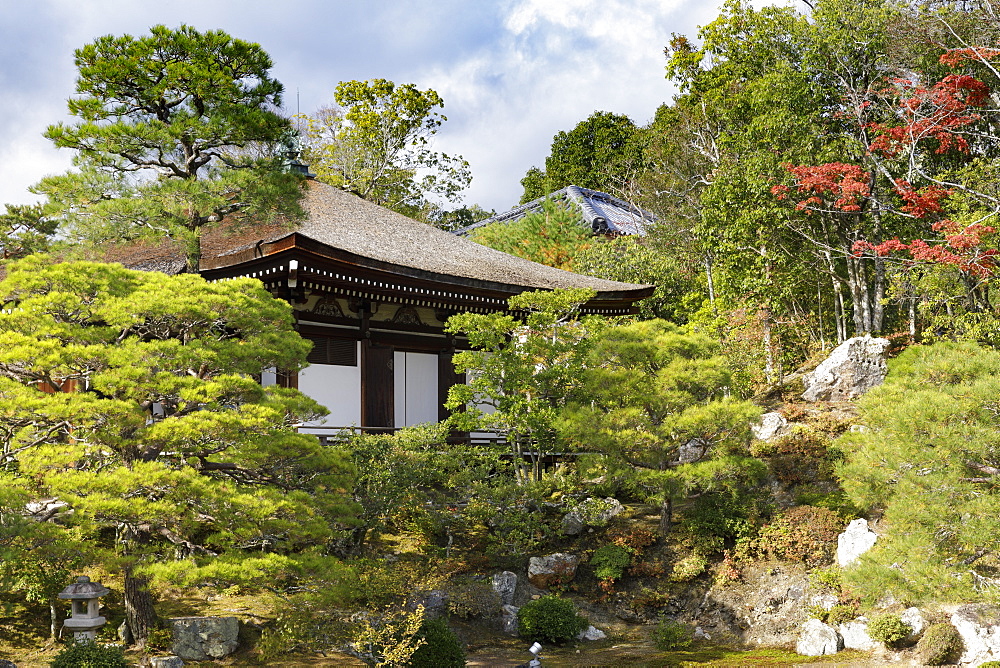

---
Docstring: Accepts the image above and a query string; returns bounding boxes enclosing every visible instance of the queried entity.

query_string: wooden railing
[295,424,584,470]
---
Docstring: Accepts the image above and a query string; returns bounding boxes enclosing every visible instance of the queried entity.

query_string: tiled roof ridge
[453,185,655,236]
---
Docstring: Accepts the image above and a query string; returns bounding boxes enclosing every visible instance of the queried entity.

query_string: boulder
[796,618,843,656]
[492,571,517,607]
[837,518,877,567]
[0,660,17,668]
[561,498,624,535]
[752,412,788,441]
[414,589,448,617]
[838,617,877,651]
[528,553,580,589]
[801,336,890,402]
[577,625,607,641]
[678,438,710,464]
[501,604,519,635]
[149,658,184,668]
[951,603,1000,666]
[900,607,927,640]
[169,616,240,661]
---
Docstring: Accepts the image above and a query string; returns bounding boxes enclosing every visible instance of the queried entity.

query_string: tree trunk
[50,599,58,640]
[659,496,673,537]
[123,571,157,649]
[184,231,202,274]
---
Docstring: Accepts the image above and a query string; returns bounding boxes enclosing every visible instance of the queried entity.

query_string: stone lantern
[58,576,110,642]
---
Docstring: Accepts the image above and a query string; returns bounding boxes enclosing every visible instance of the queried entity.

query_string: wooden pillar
[359,304,393,430]
[437,349,460,422]
[361,340,394,430]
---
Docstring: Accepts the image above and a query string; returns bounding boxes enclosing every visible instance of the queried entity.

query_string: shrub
[669,553,707,582]
[825,604,858,626]
[915,622,963,666]
[651,617,693,651]
[608,525,657,554]
[979,662,1000,667]
[517,595,588,644]
[867,613,913,648]
[50,640,129,668]
[591,544,632,582]
[755,506,843,568]
[407,618,466,668]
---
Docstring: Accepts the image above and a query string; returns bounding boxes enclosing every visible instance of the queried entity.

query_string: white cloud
[0,0,732,214]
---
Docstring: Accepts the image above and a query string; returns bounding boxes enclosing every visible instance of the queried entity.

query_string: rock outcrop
[751,412,788,441]
[169,616,240,661]
[796,618,843,656]
[492,571,517,607]
[801,336,890,402]
[838,617,876,650]
[837,518,877,567]
[527,553,580,589]
[952,603,1000,666]
[561,498,624,535]
[577,625,607,640]
[148,658,184,668]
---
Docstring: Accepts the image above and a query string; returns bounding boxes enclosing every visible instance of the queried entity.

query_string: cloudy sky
[0,0,769,214]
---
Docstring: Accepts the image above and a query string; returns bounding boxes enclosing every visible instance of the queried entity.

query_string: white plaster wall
[297,341,362,428]
[394,351,439,427]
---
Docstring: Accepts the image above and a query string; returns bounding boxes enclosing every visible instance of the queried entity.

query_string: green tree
[0,256,355,647]
[302,80,471,219]
[34,25,303,271]
[560,319,762,535]
[445,289,600,483]
[573,235,703,322]
[0,203,58,260]
[521,111,645,202]
[837,342,1000,603]
[469,200,594,270]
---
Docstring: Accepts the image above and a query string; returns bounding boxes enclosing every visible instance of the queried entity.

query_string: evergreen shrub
[915,622,963,666]
[651,617,693,650]
[591,544,632,581]
[406,618,465,668]
[867,613,913,648]
[50,640,129,668]
[516,595,588,643]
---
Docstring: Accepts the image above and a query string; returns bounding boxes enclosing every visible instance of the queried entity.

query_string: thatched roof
[109,181,651,299]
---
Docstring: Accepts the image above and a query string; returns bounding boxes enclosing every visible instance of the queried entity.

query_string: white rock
[492,571,517,607]
[900,607,926,640]
[527,553,580,589]
[838,617,877,651]
[169,617,239,661]
[694,626,711,640]
[802,336,890,402]
[577,625,606,641]
[501,604,519,635]
[752,412,788,441]
[149,658,184,668]
[561,498,624,535]
[837,518,877,567]
[952,604,1000,666]
[796,618,843,656]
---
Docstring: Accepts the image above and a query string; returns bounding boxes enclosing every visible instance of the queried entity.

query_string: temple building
[113,181,654,431]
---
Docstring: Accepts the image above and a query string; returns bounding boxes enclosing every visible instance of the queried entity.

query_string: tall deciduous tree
[0,257,355,648]
[34,25,303,270]
[301,79,471,219]
[521,111,645,202]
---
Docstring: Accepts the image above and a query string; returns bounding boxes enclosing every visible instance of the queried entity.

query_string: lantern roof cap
[58,576,110,600]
